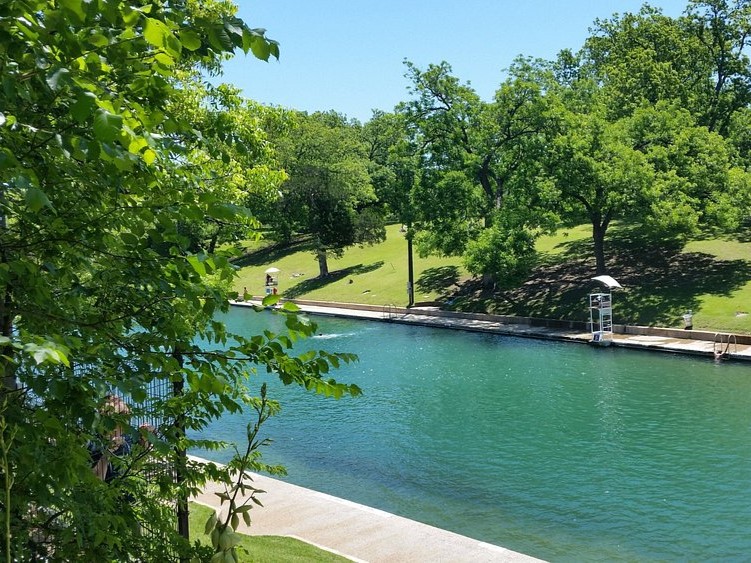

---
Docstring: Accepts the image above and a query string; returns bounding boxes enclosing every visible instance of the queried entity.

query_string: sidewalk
[192,467,542,563]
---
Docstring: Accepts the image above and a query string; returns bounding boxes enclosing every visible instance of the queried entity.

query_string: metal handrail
[714,333,737,357]
[382,303,397,321]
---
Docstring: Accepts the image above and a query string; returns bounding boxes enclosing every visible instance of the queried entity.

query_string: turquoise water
[202,307,751,561]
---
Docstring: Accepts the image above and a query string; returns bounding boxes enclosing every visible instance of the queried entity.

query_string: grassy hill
[232,223,751,334]
[233,224,466,306]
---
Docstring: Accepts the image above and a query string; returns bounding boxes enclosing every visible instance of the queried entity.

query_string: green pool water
[202,307,751,561]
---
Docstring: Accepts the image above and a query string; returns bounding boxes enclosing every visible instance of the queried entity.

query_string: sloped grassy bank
[233,224,751,334]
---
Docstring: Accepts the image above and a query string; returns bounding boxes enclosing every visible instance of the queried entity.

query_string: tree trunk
[593,222,607,275]
[207,226,220,254]
[316,249,329,278]
[0,287,16,391]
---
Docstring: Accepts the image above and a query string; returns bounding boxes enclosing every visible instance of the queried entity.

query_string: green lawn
[233,224,468,306]
[232,224,751,334]
[189,502,350,562]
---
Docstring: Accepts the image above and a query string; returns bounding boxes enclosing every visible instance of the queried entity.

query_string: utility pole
[407,227,414,308]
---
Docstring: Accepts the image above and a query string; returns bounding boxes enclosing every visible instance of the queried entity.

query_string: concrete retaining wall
[291,299,751,345]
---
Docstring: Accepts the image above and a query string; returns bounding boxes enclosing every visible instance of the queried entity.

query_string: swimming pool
[201,307,751,561]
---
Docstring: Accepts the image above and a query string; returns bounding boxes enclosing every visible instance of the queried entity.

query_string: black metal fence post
[172,351,189,562]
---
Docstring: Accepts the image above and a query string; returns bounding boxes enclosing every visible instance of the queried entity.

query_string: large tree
[173,78,287,254]
[400,60,555,286]
[361,111,422,304]
[683,0,751,135]
[274,111,385,278]
[0,1,357,560]
[584,1,751,134]
[547,95,750,274]
[555,2,751,273]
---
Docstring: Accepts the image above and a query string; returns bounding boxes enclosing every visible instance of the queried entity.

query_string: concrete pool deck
[210,300,751,561]
[236,299,751,362]
[192,467,542,562]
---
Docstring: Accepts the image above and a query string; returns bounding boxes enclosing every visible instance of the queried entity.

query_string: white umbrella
[264,267,280,274]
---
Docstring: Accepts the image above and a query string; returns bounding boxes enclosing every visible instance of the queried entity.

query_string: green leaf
[154,52,174,67]
[87,33,109,47]
[131,387,147,403]
[262,294,280,307]
[218,529,242,549]
[59,0,86,23]
[204,511,218,535]
[0,148,19,170]
[93,109,123,142]
[269,41,280,60]
[120,232,139,247]
[143,148,157,165]
[208,26,234,52]
[70,92,97,122]
[224,19,244,40]
[128,137,148,154]
[179,29,202,51]
[25,187,52,212]
[24,343,69,366]
[165,33,183,59]
[242,31,269,61]
[46,68,71,91]
[143,18,170,49]
[207,203,239,221]
[187,255,206,276]
[280,302,300,313]
[242,29,279,61]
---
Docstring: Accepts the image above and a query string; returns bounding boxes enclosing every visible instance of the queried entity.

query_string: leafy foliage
[272,111,386,278]
[0,1,358,560]
[463,218,537,290]
[204,383,283,563]
[547,2,751,273]
[399,59,557,286]
[394,3,751,281]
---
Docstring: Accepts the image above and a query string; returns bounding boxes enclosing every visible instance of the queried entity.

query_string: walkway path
[192,466,542,562]
[196,301,751,562]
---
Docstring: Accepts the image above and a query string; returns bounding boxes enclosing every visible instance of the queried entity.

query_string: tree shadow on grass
[451,226,751,326]
[416,266,461,296]
[231,237,315,268]
[284,262,384,299]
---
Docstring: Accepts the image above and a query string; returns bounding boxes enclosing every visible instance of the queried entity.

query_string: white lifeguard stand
[588,275,622,346]
[264,267,280,296]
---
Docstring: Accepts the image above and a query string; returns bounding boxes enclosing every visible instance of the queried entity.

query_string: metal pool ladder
[382,303,397,321]
[714,333,737,358]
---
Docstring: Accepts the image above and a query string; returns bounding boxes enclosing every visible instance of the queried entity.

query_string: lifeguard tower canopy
[588,275,621,345]
[591,275,622,289]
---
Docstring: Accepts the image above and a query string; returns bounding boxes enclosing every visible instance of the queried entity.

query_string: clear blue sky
[221,1,690,122]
